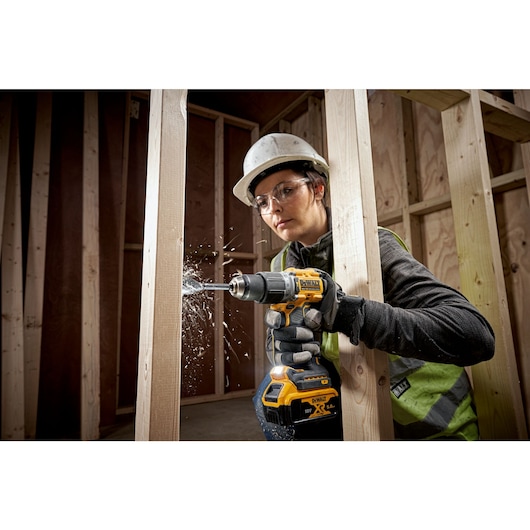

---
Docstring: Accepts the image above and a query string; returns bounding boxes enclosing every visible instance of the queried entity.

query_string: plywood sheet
[413,102,450,201]
[422,209,460,290]
[185,113,216,248]
[368,91,403,215]
[223,260,256,393]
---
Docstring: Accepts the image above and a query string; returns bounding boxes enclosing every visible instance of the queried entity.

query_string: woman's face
[253,169,328,246]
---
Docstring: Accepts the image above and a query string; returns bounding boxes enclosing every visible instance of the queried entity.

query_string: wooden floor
[99,396,266,441]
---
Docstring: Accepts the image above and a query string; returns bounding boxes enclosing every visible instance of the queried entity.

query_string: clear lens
[252,179,309,214]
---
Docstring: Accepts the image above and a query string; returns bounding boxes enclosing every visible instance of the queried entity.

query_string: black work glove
[265,307,320,366]
[304,269,366,344]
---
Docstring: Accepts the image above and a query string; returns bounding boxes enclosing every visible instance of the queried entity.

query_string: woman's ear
[314,183,325,200]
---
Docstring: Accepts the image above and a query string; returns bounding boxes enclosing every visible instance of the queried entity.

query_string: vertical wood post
[513,91,530,209]
[214,116,225,397]
[250,127,267,384]
[24,92,52,439]
[135,90,188,441]
[81,91,101,440]
[1,109,25,440]
[0,93,12,253]
[398,97,424,259]
[441,90,528,439]
[115,92,132,411]
[324,89,394,440]
[512,90,530,428]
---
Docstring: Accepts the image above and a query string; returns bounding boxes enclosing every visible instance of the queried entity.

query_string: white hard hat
[233,133,329,206]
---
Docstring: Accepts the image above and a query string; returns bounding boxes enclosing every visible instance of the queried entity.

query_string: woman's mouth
[276,219,291,230]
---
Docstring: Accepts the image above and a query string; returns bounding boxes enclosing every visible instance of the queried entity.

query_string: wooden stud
[115,92,132,411]
[513,91,530,215]
[1,109,25,440]
[278,119,291,133]
[441,90,528,440]
[81,91,100,440]
[23,92,52,439]
[0,93,12,254]
[249,126,268,384]
[135,90,188,441]
[324,89,394,440]
[398,97,424,259]
[307,96,324,155]
[214,116,225,397]
[512,89,530,429]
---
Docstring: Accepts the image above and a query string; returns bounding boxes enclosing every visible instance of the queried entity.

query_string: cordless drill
[228,268,340,427]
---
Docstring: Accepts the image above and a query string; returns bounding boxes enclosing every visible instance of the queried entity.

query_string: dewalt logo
[299,279,321,291]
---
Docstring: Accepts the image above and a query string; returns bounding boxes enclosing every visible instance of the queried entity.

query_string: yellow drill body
[228,268,340,426]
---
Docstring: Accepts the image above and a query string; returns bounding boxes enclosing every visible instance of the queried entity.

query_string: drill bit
[182,276,230,296]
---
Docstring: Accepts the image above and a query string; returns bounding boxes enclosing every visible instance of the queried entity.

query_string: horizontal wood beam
[395,90,530,143]
[181,388,255,406]
[188,103,258,130]
[394,90,469,111]
[377,209,403,226]
[378,168,526,226]
[490,167,526,193]
[478,90,530,142]
[409,193,452,216]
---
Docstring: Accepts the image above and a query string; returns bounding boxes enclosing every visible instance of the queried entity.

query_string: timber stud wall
[1,89,529,440]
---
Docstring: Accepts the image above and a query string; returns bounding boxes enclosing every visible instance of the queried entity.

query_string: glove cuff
[331,295,365,344]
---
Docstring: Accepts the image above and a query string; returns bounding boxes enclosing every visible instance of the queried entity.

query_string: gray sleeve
[335,229,495,366]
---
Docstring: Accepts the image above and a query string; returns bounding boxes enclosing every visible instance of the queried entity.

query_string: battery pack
[262,376,340,426]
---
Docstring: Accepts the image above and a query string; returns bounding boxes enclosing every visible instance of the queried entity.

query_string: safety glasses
[251,178,310,215]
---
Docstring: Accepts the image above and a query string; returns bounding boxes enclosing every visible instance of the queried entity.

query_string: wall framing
[1,89,529,440]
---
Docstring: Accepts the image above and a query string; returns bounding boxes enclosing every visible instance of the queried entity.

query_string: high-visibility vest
[270,231,479,440]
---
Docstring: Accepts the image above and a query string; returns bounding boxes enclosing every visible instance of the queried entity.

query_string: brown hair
[302,168,328,207]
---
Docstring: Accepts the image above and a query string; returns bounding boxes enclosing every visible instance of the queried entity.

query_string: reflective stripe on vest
[388,355,477,440]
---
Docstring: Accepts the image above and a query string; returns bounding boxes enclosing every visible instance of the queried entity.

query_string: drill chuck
[228,272,297,304]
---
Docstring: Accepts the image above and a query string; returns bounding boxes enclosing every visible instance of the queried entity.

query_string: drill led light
[270,366,286,380]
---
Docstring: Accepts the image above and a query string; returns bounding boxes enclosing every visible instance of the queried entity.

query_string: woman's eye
[256,198,268,209]
[278,186,293,199]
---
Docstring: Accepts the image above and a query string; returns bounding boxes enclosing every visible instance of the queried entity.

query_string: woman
[232,133,495,440]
